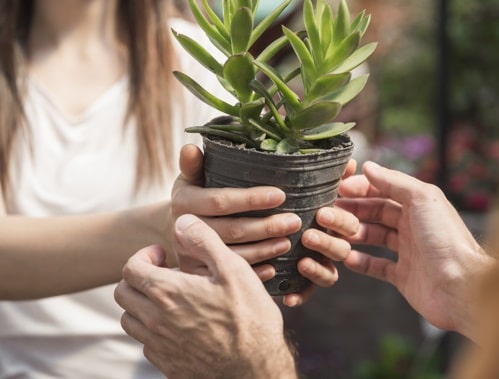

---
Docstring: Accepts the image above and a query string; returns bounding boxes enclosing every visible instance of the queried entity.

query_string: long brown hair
[0,0,178,194]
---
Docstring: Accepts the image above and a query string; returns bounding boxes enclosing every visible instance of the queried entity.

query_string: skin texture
[335,161,495,342]
[171,144,360,305]
[115,215,299,379]
[116,161,496,378]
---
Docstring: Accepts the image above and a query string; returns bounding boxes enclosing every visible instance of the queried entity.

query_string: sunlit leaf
[324,74,369,105]
[173,71,239,116]
[301,122,356,140]
[223,53,255,101]
[289,101,342,130]
[172,30,224,76]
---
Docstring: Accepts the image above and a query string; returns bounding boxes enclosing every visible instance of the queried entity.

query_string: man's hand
[115,215,298,379]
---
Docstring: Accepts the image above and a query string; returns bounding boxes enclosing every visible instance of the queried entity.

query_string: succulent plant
[172,0,377,154]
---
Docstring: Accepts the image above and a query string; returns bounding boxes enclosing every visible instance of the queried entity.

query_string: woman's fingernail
[176,214,199,232]
[268,189,285,204]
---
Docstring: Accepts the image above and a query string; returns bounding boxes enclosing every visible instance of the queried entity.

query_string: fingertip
[175,214,202,232]
[283,294,303,307]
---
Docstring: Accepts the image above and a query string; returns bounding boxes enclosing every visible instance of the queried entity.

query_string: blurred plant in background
[353,334,443,379]
[368,0,499,213]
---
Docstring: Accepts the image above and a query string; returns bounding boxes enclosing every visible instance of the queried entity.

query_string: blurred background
[190,0,499,377]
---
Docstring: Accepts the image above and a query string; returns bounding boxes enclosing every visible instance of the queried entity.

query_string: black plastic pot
[203,135,354,296]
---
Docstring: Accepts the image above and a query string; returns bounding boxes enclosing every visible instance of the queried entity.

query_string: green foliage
[173,0,376,153]
[353,334,443,379]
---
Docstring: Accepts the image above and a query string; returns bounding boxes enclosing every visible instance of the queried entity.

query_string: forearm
[0,201,174,300]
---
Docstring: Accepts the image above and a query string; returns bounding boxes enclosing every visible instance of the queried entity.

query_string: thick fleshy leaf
[256,34,289,64]
[223,53,255,101]
[231,7,253,53]
[173,71,239,116]
[253,60,302,111]
[303,0,322,64]
[249,80,288,132]
[331,42,377,74]
[324,31,360,71]
[319,2,333,56]
[172,30,223,76]
[188,0,231,54]
[201,0,230,40]
[282,26,316,85]
[186,126,258,147]
[324,74,369,105]
[260,138,278,151]
[307,72,351,102]
[333,0,350,45]
[301,122,356,140]
[289,101,342,130]
[350,11,371,38]
[249,118,282,141]
[250,0,293,47]
[276,139,299,154]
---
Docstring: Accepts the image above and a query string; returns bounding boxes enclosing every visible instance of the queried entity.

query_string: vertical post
[437,0,449,192]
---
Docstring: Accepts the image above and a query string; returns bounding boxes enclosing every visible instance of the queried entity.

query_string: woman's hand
[171,145,357,299]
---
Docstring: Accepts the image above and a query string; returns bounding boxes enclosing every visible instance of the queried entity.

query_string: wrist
[451,248,495,343]
[242,334,298,379]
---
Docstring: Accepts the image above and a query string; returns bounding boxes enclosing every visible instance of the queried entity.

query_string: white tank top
[0,18,229,379]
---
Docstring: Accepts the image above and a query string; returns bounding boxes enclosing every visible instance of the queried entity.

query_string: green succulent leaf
[231,7,253,53]
[250,0,293,47]
[276,139,299,154]
[282,26,316,86]
[331,42,377,74]
[350,11,371,37]
[240,98,265,124]
[249,79,288,132]
[186,126,258,147]
[303,0,322,64]
[260,138,278,151]
[223,53,255,102]
[248,118,282,141]
[253,60,302,111]
[173,71,239,116]
[188,0,231,55]
[289,101,342,130]
[319,2,334,56]
[172,30,224,76]
[307,72,351,102]
[324,31,361,71]
[325,74,370,105]
[301,122,356,141]
[333,0,350,45]
[256,34,289,64]
[201,0,230,40]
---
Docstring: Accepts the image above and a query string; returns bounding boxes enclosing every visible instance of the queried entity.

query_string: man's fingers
[362,161,440,205]
[175,214,248,276]
[125,245,167,267]
[348,223,399,252]
[343,250,396,286]
[335,197,402,230]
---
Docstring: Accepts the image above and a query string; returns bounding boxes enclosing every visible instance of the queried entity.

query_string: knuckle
[225,222,245,242]
[209,193,231,214]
